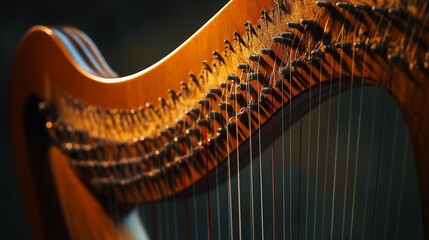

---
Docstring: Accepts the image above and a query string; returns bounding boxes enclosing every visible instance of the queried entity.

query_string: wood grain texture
[8,0,273,238]
[8,0,429,239]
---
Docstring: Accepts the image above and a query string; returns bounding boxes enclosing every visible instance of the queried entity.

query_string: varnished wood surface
[49,146,124,239]
[8,0,273,238]
[8,0,429,239]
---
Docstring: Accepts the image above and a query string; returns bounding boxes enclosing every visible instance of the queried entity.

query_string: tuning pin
[247,72,265,84]
[205,92,217,100]
[186,127,202,139]
[354,3,371,11]
[307,56,320,65]
[261,48,273,55]
[275,79,288,90]
[202,60,212,73]
[373,6,388,15]
[176,119,190,131]
[248,102,260,112]
[207,111,226,125]
[168,89,180,106]
[353,41,366,49]
[249,54,267,68]
[213,50,225,64]
[273,36,292,45]
[287,22,302,30]
[237,83,248,91]
[219,82,231,89]
[244,22,256,36]
[371,43,387,55]
[311,49,325,58]
[198,99,210,110]
[281,31,295,39]
[336,2,352,9]
[274,0,287,11]
[300,18,314,26]
[260,9,272,22]
[233,31,246,47]
[209,88,222,97]
[388,52,402,63]
[219,102,235,117]
[316,1,332,9]
[227,93,247,107]
[185,108,200,120]
[237,62,250,71]
[224,39,234,52]
[146,102,160,118]
[323,44,333,53]
[236,109,249,125]
[261,87,274,95]
[279,65,293,78]
[188,72,200,90]
[197,118,214,133]
[180,81,190,96]
[335,42,352,51]
[227,74,240,83]
[389,8,407,18]
[291,59,305,68]
[249,54,261,62]
[159,129,172,142]
[158,97,169,113]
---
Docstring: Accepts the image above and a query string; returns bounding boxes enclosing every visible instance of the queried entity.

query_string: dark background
[0,0,227,238]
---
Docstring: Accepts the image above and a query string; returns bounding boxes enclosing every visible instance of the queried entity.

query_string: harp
[8,0,429,239]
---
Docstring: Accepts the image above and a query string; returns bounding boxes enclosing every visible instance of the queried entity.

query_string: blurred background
[0,0,227,238]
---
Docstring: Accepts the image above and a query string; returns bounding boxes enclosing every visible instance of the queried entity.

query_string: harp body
[8,0,429,239]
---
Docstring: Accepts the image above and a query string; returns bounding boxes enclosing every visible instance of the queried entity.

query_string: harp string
[381,15,400,239]
[226,73,234,240]
[313,7,327,240]
[255,53,265,240]
[248,59,256,240]
[287,50,293,240]
[94,3,427,239]
[329,7,350,239]
[279,26,286,240]
[163,185,170,239]
[305,11,322,239]
[270,62,276,240]
[341,6,361,239]
[204,93,212,240]
[269,27,280,239]
[383,101,400,239]
[361,76,379,238]
[157,195,163,239]
[349,6,371,238]
[394,133,410,239]
[236,70,243,240]
[182,116,190,240]
[191,119,199,239]
[320,12,334,238]
[361,7,387,238]
[172,154,178,240]
[369,8,393,239]
[294,15,306,239]
[214,111,222,239]
[116,138,122,237]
